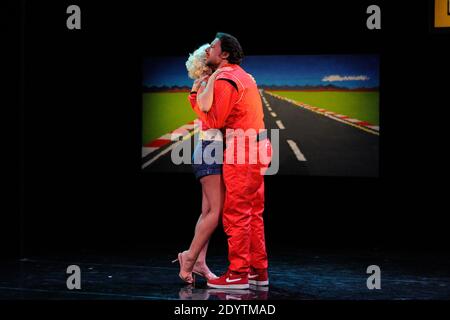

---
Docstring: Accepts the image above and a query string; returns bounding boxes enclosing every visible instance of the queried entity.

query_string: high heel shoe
[172,251,195,284]
[193,263,218,281]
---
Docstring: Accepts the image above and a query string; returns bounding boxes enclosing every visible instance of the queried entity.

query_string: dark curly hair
[215,32,244,65]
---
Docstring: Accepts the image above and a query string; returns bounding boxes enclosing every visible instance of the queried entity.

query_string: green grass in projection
[142,92,197,145]
[272,91,379,126]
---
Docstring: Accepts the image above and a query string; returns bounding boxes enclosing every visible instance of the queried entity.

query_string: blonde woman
[172,44,232,284]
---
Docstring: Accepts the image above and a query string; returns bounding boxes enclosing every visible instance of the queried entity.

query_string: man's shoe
[207,269,249,289]
[249,267,269,286]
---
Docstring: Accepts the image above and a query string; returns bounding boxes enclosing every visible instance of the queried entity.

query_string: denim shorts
[192,139,223,180]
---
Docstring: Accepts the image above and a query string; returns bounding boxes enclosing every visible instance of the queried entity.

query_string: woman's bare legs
[195,188,210,264]
[181,174,225,277]
[193,188,215,277]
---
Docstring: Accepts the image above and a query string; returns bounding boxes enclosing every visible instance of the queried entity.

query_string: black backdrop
[7,0,450,259]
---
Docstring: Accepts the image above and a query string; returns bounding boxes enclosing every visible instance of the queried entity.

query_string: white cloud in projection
[322,75,370,82]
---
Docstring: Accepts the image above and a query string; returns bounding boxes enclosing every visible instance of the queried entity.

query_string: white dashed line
[287,139,307,161]
[263,93,285,130]
[275,120,285,129]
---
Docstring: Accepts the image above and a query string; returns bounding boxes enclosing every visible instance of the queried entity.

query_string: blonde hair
[186,44,212,80]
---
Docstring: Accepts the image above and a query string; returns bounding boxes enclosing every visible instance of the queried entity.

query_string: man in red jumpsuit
[189,33,272,289]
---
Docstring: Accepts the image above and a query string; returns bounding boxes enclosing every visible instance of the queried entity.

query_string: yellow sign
[435,0,450,27]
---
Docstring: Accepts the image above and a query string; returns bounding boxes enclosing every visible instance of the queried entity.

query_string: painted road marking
[142,121,199,162]
[146,139,171,148]
[142,129,198,169]
[267,107,272,111]
[287,139,307,162]
[275,120,285,129]
[142,142,179,169]
[265,91,379,136]
[159,133,173,140]
[170,131,185,140]
[270,112,277,117]
[142,147,158,157]
[327,114,379,135]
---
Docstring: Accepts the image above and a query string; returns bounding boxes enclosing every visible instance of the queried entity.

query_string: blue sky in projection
[143,55,379,88]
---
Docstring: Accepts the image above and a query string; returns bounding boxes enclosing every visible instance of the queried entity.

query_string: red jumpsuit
[189,64,272,273]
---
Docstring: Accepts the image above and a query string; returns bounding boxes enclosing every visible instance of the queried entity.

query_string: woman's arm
[196,67,233,112]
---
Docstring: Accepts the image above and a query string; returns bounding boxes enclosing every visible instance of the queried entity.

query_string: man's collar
[218,62,236,69]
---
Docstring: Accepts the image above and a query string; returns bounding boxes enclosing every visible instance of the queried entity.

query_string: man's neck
[217,60,232,69]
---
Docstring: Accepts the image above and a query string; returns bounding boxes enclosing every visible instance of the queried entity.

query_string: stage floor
[1,249,449,300]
